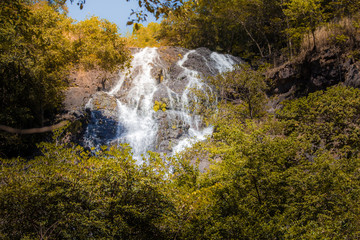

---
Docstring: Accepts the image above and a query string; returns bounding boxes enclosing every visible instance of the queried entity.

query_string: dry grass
[300,16,360,53]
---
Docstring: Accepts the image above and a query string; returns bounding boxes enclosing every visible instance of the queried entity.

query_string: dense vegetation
[126,0,360,63]
[158,0,360,60]
[126,22,163,48]
[1,85,360,239]
[1,0,360,239]
[0,0,130,157]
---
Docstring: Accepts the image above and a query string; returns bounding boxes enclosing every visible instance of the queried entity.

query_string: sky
[66,0,159,35]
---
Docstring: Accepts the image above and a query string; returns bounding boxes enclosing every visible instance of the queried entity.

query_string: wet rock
[66,47,240,162]
[154,110,192,153]
[85,92,119,120]
[153,86,182,110]
[158,46,188,68]
[83,110,124,149]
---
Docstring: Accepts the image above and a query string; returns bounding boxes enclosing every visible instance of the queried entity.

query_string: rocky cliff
[62,44,360,157]
[63,47,241,157]
[268,46,360,110]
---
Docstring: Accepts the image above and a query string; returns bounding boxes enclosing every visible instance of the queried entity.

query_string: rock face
[268,46,360,110]
[85,92,119,119]
[344,58,360,88]
[151,47,241,155]
[63,44,360,156]
[81,92,122,148]
[63,69,119,120]
[70,47,241,157]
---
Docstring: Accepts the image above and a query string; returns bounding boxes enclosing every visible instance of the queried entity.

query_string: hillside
[1,0,360,239]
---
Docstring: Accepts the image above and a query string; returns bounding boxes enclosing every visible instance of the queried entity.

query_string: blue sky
[66,0,159,35]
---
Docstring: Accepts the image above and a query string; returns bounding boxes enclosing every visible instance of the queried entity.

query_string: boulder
[64,69,119,116]
[85,92,119,120]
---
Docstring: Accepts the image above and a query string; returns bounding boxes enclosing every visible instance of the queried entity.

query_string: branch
[0,121,68,134]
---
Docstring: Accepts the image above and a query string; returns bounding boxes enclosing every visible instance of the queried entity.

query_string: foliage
[126,22,163,47]
[196,129,360,239]
[167,84,360,239]
[0,143,175,239]
[0,1,131,157]
[73,16,131,74]
[0,1,71,128]
[72,16,131,90]
[158,0,360,59]
[207,64,269,119]
[2,0,360,239]
[0,0,74,157]
[2,81,360,239]
[283,0,325,49]
[277,85,360,156]
[153,100,167,112]
[158,0,287,57]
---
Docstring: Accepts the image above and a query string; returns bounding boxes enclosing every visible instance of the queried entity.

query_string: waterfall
[110,48,162,157]
[83,47,241,159]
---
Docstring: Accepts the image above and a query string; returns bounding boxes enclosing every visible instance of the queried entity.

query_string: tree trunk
[240,21,264,58]
[252,175,262,205]
[282,0,293,59]
[312,29,316,50]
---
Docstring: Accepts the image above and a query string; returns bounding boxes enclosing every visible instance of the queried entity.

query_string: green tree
[1,85,360,238]
[277,85,360,156]
[172,111,360,238]
[0,1,131,157]
[283,0,325,50]
[73,16,131,89]
[158,1,219,51]
[0,142,175,239]
[126,22,163,47]
[158,0,287,58]
[208,64,268,119]
[0,1,74,157]
[0,1,71,128]
[323,0,360,19]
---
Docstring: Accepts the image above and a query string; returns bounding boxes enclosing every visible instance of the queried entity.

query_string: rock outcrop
[63,69,120,120]
[268,46,360,110]
[64,47,241,156]
[150,47,241,154]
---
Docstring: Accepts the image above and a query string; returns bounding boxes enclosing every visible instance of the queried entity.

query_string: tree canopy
[0,0,130,157]
[126,22,163,47]
[158,0,360,60]
[1,85,360,239]
[69,0,182,23]
[1,0,360,239]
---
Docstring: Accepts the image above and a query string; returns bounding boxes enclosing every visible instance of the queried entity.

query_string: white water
[109,48,162,157]
[168,50,237,155]
[84,47,238,159]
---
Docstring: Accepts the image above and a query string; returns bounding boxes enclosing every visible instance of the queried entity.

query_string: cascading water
[83,47,241,159]
[167,50,226,154]
[110,48,164,157]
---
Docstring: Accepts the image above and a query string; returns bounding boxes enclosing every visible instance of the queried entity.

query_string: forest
[1,0,360,239]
